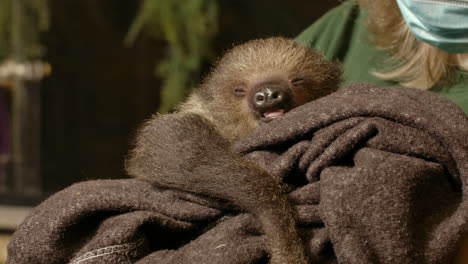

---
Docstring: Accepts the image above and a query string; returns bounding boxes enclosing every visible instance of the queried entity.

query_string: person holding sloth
[297,0,468,114]
[298,0,468,262]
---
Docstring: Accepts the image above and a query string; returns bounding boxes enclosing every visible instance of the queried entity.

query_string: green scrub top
[296,1,468,114]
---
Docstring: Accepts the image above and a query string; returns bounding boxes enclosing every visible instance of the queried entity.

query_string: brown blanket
[7,83,468,263]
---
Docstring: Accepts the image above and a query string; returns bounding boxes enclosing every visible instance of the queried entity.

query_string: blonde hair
[357,0,468,90]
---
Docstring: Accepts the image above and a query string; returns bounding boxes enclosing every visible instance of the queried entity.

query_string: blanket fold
[7,83,468,264]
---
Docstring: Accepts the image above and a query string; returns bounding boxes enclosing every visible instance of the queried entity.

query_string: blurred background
[0,0,340,262]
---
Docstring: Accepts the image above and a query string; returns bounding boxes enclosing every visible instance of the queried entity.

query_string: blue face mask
[396,0,468,54]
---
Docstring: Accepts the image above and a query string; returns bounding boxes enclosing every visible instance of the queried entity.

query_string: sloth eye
[234,87,246,97]
[291,78,306,87]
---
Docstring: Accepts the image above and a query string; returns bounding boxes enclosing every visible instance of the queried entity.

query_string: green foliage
[0,0,49,60]
[126,0,218,112]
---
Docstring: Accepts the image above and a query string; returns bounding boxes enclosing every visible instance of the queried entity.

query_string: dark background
[36,0,341,201]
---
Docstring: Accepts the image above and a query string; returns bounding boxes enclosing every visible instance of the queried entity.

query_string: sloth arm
[126,112,308,264]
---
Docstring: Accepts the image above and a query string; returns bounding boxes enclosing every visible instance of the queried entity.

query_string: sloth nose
[254,87,285,107]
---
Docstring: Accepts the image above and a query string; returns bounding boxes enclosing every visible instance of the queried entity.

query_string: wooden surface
[0,233,10,264]
[0,206,31,230]
[0,206,31,263]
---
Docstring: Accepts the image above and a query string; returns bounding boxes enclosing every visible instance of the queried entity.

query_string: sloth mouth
[261,109,285,122]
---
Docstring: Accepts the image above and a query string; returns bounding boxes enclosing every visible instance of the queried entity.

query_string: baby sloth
[127,37,341,264]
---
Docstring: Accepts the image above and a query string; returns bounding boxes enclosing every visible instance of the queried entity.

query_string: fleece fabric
[7,83,468,263]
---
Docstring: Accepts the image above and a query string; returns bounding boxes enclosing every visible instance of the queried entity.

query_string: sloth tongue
[263,109,285,119]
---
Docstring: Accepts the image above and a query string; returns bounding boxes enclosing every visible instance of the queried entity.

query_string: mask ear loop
[413,0,468,8]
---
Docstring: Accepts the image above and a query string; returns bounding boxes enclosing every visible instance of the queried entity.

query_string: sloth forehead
[245,71,288,82]
[202,37,339,95]
[222,51,309,73]
[215,39,314,72]
[214,56,312,83]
